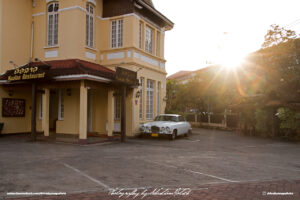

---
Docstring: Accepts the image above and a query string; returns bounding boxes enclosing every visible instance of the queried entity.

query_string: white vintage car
[140,114,192,140]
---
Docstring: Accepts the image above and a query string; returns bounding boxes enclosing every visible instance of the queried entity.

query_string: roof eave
[137,0,174,30]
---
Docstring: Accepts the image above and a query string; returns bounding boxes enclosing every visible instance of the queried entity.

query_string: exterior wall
[0,0,32,73]
[56,88,80,134]
[0,0,171,136]
[0,86,32,134]
[92,87,109,135]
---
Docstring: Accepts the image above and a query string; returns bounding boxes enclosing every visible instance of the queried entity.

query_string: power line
[284,18,300,28]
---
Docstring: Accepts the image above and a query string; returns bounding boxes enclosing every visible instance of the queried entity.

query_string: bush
[277,107,300,140]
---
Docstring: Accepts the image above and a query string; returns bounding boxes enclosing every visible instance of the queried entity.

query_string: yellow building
[0,0,173,142]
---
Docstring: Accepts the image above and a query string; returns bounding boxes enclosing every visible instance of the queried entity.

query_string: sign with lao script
[115,67,139,86]
[6,65,49,82]
[2,98,25,117]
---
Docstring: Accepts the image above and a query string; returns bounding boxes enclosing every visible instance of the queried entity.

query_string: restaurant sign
[6,65,49,82]
[115,67,139,86]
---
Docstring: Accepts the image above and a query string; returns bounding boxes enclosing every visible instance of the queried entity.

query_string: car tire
[169,130,177,140]
[184,133,188,137]
[188,129,192,134]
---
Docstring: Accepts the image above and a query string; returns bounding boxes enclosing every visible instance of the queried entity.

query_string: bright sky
[153,0,300,76]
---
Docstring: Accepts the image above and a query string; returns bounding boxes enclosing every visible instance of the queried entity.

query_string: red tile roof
[0,59,115,81]
[167,71,192,80]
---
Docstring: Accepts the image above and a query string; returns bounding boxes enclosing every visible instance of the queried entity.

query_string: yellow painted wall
[0,0,32,74]
[92,87,108,134]
[56,88,80,134]
[0,0,3,69]
[0,86,32,134]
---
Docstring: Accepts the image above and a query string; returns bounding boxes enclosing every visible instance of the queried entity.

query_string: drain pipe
[30,21,34,62]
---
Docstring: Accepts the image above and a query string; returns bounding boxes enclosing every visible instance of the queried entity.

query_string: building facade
[0,0,173,141]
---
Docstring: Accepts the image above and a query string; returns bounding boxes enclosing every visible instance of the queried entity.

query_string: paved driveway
[0,128,300,199]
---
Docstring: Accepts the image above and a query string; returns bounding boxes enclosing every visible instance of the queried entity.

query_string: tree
[262,24,296,48]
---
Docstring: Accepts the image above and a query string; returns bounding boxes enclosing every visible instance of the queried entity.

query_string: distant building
[167,65,221,84]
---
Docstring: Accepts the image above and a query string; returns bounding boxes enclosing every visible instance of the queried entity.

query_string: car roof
[157,114,180,117]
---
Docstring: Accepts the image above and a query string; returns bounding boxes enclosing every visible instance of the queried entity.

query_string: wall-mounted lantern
[135,90,141,98]
[66,88,71,96]
[8,90,13,97]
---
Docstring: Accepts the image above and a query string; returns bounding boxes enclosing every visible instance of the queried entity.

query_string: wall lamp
[136,90,141,98]
[8,90,14,97]
[66,88,72,96]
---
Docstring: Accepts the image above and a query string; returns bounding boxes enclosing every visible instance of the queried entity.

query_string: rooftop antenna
[9,61,19,69]
[34,58,51,67]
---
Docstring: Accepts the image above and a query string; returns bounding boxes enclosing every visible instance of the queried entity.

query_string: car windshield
[154,115,179,122]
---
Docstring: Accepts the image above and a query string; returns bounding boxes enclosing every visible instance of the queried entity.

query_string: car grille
[151,126,160,133]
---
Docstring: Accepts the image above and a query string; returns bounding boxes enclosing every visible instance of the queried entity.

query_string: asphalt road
[0,128,300,199]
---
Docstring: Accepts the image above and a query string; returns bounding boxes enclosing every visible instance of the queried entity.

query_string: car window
[179,116,185,121]
[171,116,179,122]
[154,115,179,122]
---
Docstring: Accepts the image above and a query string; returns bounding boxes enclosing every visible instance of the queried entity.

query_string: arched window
[47,2,59,46]
[86,3,94,47]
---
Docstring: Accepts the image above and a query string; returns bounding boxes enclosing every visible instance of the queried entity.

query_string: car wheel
[169,130,177,140]
[184,133,188,137]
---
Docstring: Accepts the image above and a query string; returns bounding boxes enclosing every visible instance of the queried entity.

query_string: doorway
[49,89,59,133]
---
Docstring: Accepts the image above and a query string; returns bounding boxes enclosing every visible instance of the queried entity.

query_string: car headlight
[140,125,145,132]
[161,127,165,133]
[166,127,171,133]
[145,126,151,133]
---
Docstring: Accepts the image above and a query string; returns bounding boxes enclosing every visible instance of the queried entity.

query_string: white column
[107,90,114,137]
[42,88,50,136]
[79,80,88,140]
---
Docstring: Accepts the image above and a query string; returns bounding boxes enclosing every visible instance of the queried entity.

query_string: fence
[185,113,239,129]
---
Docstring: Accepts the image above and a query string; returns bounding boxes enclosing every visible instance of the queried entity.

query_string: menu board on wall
[2,98,25,117]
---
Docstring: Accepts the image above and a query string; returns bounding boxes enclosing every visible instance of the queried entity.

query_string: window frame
[111,19,123,48]
[145,26,153,54]
[114,95,121,120]
[39,93,43,120]
[47,2,59,47]
[139,77,144,120]
[146,79,154,120]
[58,89,64,120]
[86,3,94,48]
[157,81,160,115]
[139,22,143,49]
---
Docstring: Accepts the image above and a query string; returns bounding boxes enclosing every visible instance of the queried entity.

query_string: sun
[216,48,246,70]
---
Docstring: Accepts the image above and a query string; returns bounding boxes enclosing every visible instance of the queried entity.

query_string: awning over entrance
[0,59,139,142]
[0,59,115,84]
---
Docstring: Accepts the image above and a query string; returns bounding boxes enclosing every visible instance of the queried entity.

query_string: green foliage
[262,24,296,48]
[166,66,241,114]
[277,107,300,130]
[255,109,273,137]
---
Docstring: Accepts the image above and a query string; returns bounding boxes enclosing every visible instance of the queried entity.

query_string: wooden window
[139,22,143,49]
[145,26,153,54]
[86,3,94,47]
[157,82,160,115]
[146,79,154,120]
[111,19,123,48]
[47,2,59,46]
[114,96,121,120]
[58,89,64,120]
[139,77,144,119]
[39,94,43,120]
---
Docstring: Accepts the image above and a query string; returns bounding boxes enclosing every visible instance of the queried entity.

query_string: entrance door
[49,89,59,133]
